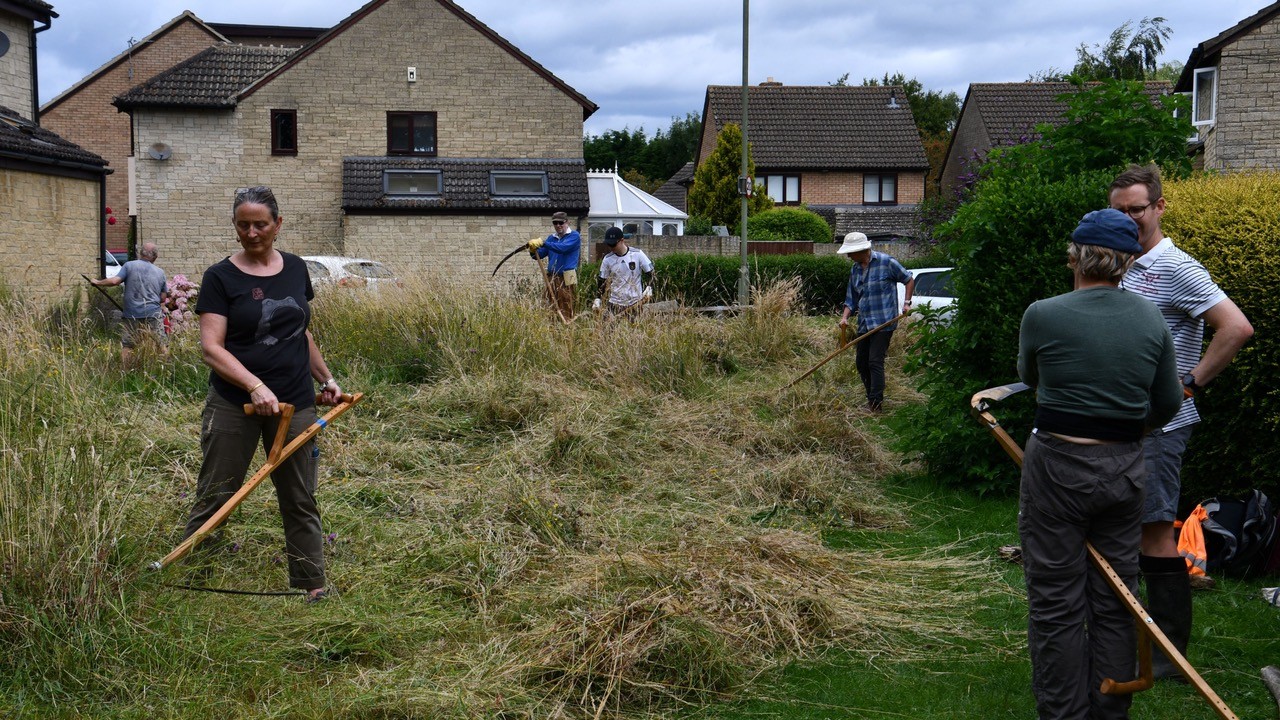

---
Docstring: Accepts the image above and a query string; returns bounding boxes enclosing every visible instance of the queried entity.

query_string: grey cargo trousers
[1019,432,1144,720]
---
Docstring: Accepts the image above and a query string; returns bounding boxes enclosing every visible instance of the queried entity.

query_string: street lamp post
[737,0,750,306]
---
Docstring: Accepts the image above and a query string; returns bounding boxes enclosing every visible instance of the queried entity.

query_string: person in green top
[1016,208,1184,720]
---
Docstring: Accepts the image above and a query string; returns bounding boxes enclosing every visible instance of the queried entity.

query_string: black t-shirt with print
[195,252,315,409]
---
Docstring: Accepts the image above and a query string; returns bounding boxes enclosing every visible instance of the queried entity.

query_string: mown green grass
[697,472,1280,719]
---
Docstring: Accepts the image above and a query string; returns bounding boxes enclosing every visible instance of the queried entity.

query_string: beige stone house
[0,0,109,304]
[696,81,928,242]
[113,0,596,283]
[1176,1,1280,171]
[940,81,1172,197]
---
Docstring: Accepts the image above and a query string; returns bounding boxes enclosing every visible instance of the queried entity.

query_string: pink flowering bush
[164,274,199,332]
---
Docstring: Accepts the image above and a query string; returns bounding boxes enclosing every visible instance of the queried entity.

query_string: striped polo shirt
[1119,237,1226,431]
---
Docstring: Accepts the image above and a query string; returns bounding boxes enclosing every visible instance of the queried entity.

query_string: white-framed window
[863,173,897,205]
[1192,67,1216,127]
[490,171,547,196]
[383,170,442,196]
[761,174,801,204]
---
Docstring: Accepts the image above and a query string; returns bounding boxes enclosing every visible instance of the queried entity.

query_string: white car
[301,256,400,290]
[899,266,956,321]
[104,251,123,278]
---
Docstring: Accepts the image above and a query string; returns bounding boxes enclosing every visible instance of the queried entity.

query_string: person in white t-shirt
[594,227,654,320]
[1110,163,1254,680]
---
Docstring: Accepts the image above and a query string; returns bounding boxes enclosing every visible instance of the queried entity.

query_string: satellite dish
[147,142,172,161]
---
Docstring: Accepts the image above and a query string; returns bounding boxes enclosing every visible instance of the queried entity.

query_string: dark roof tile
[652,161,693,212]
[0,105,106,168]
[343,157,589,213]
[114,44,296,109]
[967,81,1173,146]
[703,85,927,170]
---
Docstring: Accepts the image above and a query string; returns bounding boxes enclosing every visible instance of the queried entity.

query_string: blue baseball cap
[1072,209,1141,254]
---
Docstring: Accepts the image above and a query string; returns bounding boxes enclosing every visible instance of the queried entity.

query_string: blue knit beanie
[1071,209,1141,254]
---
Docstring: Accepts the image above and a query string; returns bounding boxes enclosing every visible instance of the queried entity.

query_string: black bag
[1200,490,1279,574]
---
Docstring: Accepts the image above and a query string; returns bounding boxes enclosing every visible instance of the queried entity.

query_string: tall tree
[686,123,773,228]
[1033,17,1173,82]
[862,72,961,137]
[636,113,701,183]
[583,127,647,173]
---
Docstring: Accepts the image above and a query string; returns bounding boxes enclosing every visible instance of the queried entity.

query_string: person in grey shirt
[92,242,169,367]
[1017,209,1183,719]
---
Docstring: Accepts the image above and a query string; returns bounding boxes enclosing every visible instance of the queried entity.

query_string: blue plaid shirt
[844,251,912,332]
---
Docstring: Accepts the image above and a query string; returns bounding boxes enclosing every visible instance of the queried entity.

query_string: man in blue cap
[1016,208,1184,720]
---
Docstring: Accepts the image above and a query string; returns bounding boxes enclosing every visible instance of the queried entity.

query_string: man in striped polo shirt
[1110,164,1254,679]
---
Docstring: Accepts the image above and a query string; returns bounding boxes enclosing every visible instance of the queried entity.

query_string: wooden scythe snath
[971,383,1239,719]
[780,312,907,390]
[150,392,364,572]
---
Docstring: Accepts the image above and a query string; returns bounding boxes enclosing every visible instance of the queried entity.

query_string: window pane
[389,115,411,152]
[864,175,880,203]
[661,224,677,236]
[491,172,547,196]
[785,176,799,202]
[1194,70,1215,124]
[344,261,395,279]
[413,118,435,154]
[767,175,783,201]
[642,221,653,235]
[882,175,896,202]
[272,111,296,153]
[385,170,441,195]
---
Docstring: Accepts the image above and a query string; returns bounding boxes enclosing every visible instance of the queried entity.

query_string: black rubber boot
[1141,554,1192,682]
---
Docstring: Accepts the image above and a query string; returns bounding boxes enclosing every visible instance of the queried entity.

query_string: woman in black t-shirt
[184,186,342,603]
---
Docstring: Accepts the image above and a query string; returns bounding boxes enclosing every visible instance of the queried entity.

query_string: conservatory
[586,170,687,241]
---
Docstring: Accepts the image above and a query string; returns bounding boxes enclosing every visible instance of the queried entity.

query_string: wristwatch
[1182,372,1200,398]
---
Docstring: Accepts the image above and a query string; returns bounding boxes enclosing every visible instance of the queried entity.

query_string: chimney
[760,77,783,87]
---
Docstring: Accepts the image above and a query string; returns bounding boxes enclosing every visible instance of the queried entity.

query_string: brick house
[1,0,109,304]
[113,0,596,283]
[696,81,928,242]
[1176,1,1280,171]
[39,12,230,253]
[940,81,1173,197]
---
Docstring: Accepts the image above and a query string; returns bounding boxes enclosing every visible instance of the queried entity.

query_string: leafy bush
[1162,173,1280,504]
[896,170,1113,493]
[685,215,715,236]
[899,79,1201,495]
[745,207,832,243]
[654,252,851,314]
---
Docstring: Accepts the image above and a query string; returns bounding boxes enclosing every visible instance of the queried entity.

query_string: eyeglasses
[1115,202,1153,219]
[552,220,566,226]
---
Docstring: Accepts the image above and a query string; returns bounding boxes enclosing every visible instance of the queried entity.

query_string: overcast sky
[36,0,1264,138]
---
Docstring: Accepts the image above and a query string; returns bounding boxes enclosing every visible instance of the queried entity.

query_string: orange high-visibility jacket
[1178,504,1210,576]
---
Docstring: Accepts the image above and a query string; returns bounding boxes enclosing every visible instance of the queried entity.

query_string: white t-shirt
[598,248,653,307]
[1119,237,1227,431]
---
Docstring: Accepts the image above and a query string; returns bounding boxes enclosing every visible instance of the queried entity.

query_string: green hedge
[653,253,851,315]
[1163,173,1280,505]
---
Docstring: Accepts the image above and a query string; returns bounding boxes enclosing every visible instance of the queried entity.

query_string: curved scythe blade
[491,244,529,278]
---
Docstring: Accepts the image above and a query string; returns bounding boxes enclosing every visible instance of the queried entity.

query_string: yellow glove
[526,237,545,251]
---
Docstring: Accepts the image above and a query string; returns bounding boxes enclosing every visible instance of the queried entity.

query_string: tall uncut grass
[0,275,998,719]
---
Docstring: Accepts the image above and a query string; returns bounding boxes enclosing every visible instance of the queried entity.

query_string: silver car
[302,256,400,291]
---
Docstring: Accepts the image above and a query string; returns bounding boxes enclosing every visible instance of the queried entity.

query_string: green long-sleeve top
[1018,286,1184,440]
